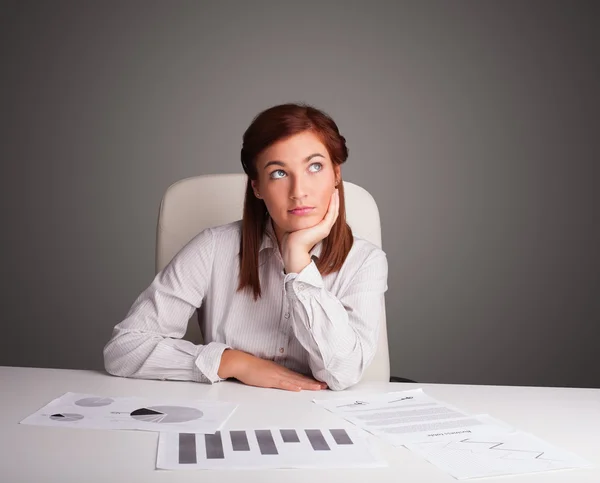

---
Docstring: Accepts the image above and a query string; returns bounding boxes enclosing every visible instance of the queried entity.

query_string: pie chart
[75,397,114,407]
[130,406,203,423]
[50,413,84,422]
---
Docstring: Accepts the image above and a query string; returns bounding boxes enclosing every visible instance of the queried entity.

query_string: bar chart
[157,427,386,469]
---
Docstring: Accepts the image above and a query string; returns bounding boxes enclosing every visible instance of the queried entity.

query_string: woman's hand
[218,349,327,392]
[281,189,339,274]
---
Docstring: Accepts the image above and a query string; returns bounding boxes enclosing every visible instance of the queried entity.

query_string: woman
[104,103,388,391]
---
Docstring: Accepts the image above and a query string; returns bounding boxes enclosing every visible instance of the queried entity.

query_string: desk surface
[1,366,599,482]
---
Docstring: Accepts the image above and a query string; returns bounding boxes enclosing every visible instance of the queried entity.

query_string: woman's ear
[251,180,261,198]
[334,165,341,186]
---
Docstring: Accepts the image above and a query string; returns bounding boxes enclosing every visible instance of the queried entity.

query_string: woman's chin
[280,216,318,232]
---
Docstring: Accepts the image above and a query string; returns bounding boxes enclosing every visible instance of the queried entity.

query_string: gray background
[2,1,598,387]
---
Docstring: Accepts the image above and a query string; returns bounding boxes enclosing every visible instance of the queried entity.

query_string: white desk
[1,366,599,482]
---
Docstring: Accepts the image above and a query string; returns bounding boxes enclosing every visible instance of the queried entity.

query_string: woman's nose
[289,177,308,200]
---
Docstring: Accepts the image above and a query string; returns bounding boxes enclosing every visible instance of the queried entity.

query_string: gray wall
[2,0,599,387]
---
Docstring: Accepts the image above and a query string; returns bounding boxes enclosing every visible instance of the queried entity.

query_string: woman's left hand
[281,189,339,274]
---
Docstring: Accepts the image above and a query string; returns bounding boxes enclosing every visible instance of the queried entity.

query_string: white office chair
[155,173,390,383]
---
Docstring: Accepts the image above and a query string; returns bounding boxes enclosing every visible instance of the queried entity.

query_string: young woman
[103,103,388,391]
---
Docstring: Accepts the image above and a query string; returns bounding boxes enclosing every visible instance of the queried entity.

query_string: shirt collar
[260,217,323,260]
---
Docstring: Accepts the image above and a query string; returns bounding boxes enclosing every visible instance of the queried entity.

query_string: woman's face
[252,131,340,242]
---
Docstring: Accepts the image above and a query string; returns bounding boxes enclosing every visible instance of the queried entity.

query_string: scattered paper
[314,389,513,445]
[20,392,237,434]
[406,431,593,480]
[157,427,386,470]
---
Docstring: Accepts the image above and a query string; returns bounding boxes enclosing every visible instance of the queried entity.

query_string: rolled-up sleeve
[103,228,230,383]
[284,250,388,390]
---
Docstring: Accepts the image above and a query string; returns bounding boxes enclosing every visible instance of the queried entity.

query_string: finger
[330,188,337,212]
[297,380,324,391]
[303,384,325,391]
[276,379,302,392]
[312,377,328,389]
[333,188,340,219]
[289,375,325,391]
[333,188,340,217]
[325,201,339,233]
[321,191,338,228]
[304,210,334,244]
[278,366,327,391]
[279,369,323,390]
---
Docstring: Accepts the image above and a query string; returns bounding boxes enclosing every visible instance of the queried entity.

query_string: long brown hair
[238,103,353,299]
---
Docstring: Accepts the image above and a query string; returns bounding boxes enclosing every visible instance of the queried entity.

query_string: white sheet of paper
[20,392,237,434]
[157,427,386,470]
[314,389,513,445]
[406,431,593,480]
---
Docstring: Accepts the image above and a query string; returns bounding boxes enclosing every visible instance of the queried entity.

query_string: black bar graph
[330,429,353,445]
[305,429,331,451]
[280,429,300,443]
[178,433,197,464]
[205,431,225,459]
[165,427,381,469]
[230,430,250,451]
[255,430,278,455]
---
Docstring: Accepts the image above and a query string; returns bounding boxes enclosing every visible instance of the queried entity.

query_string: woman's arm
[103,228,230,383]
[284,250,388,390]
[279,189,388,390]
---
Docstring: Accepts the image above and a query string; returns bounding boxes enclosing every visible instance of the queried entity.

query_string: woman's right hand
[218,349,327,392]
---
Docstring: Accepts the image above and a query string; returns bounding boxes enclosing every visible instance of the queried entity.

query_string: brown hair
[238,103,354,299]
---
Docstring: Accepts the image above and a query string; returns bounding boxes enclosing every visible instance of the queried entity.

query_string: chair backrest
[156,173,390,382]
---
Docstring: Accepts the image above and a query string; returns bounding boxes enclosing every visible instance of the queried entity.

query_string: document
[20,392,237,434]
[157,426,386,470]
[314,389,513,445]
[406,431,593,479]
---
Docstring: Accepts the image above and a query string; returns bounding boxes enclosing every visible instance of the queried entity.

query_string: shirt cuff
[193,342,231,383]
[284,260,324,300]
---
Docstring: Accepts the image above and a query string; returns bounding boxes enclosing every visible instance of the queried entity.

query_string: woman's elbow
[103,349,132,378]
[316,350,373,390]
[103,328,164,379]
[318,371,362,391]
[103,337,137,378]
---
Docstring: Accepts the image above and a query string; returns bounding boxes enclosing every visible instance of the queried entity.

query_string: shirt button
[284,313,290,319]
[279,348,284,354]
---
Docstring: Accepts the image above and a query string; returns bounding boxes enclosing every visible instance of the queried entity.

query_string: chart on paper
[75,397,114,407]
[406,431,592,480]
[157,427,386,469]
[130,406,203,424]
[20,392,236,434]
[50,413,84,422]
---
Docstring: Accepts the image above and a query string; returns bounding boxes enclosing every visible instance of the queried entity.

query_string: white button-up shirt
[103,219,388,390]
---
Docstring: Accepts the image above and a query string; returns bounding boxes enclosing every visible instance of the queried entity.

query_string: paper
[20,392,237,434]
[314,389,513,445]
[406,431,593,479]
[157,427,386,470]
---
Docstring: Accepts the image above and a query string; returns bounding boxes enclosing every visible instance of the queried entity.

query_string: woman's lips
[288,207,315,215]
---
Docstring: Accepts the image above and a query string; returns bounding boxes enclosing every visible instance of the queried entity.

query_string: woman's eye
[270,169,286,179]
[308,162,323,173]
